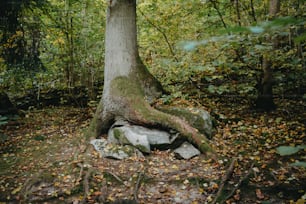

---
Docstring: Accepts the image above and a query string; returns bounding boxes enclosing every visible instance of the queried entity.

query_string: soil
[0,97,305,203]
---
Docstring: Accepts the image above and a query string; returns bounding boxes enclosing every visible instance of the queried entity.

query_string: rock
[174,142,200,159]
[189,108,214,137]
[90,138,143,160]
[108,125,151,153]
[90,138,108,151]
[156,106,215,139]
[108,124,183,153]
[94,106,214,160]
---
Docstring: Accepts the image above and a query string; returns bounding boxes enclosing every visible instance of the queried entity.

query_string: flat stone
[108,124,182,153]
[90,138,143,160]
[174,142,200,159]
[108,125,151,153]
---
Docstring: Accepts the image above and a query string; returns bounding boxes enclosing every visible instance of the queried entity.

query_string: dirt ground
[0,98,305,203]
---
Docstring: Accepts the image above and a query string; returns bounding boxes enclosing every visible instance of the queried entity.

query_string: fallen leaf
[256,189,265,199]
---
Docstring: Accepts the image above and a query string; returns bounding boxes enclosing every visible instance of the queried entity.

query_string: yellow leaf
[172,164,178,169]
[11,185,22,195]
[296,199,305,204]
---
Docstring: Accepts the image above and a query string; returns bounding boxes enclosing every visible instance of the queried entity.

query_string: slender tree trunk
[235,0,241,26]
[89,0,214,154]
[250,0,257,22]
[255,0,279,111]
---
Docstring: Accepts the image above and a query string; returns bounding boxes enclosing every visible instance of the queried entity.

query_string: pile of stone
[91,108,214,160]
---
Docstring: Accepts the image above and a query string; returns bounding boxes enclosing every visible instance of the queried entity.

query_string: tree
[89,0,213,154]
[0,0,45,71]
[255,0,280,111]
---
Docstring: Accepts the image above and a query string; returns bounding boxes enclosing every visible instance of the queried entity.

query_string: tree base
[90,76,215,155]
[255,96,276,112]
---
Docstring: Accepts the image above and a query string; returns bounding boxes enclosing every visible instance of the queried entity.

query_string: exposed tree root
[91,76,216,156]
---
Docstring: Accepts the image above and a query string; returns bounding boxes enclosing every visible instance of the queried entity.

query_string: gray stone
[108,125,151,153]
[189,108,214,137]
[108,124,182,153]
[156,106,214,139]
[174,142,200,159]
[90,138,143,160]
[90,138,108,152]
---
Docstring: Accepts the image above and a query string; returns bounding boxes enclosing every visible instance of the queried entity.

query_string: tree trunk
[89,0,214,154]
[255,0,279,111]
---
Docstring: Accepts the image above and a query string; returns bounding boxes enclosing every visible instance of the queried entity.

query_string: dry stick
[134,171,145,202]
[211,158,237,204]
[76,163,84,184]
[80,167,93,204]
[105,171,126,185]
[221,162,255,204]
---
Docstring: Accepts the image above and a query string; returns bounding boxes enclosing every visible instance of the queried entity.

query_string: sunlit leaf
[249,26,264,34]
[276,146,304,156]
[181,41,198,51]
[290,162,306,168]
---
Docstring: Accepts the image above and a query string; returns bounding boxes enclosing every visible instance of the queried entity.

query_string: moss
[107,76,214,155]
[135,144,150,153]
[113,128,122,140]
[111,76,144,98]
[198,142,212,153]
[84,114,98,139]
[157,107,209,136]
[113,128,129,144]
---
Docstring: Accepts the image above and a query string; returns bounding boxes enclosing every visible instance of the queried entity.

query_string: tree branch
[138,9,179,62]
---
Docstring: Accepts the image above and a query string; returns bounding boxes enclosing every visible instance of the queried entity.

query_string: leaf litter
[0,97,305,203]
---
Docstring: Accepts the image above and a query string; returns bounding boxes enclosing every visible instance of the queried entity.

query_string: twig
[211,158,237,204]
[76,163,84,185]
[134,171,145,202]
[80,167,94,204]
[221,162,255,203]
[104,171,126,185]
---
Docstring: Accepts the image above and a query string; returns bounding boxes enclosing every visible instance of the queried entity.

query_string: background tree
[255,0,280,111]
[0,0,45,72]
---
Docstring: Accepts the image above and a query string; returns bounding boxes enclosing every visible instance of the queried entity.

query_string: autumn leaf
[256,189,265,200]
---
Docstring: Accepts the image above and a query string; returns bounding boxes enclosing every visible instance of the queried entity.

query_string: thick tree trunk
[255,0,279,111]
[89,0,214,154]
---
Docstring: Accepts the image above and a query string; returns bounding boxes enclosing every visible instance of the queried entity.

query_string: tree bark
[255,0,279,111]
[89,0,214,154]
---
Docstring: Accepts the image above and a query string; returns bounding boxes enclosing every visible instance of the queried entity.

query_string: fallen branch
[76,163,84,185]
[221,162,255,204]
[134,171,145,202]
[80,167,94,204]
[211,158,237,204]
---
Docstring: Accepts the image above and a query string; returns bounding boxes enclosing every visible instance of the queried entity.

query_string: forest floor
[0,97,305,204]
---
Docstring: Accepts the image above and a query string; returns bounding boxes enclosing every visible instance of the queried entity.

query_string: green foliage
[276,145,306,168]
[0,0,304,108]
[0,116,8,126]
[290,162,306,168]
[276,145,306,156]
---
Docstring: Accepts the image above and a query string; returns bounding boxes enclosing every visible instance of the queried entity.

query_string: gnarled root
[91,76,215,155]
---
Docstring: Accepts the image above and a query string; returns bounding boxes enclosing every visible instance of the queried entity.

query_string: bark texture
[90,0,214,154]
[255,0,279,111]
